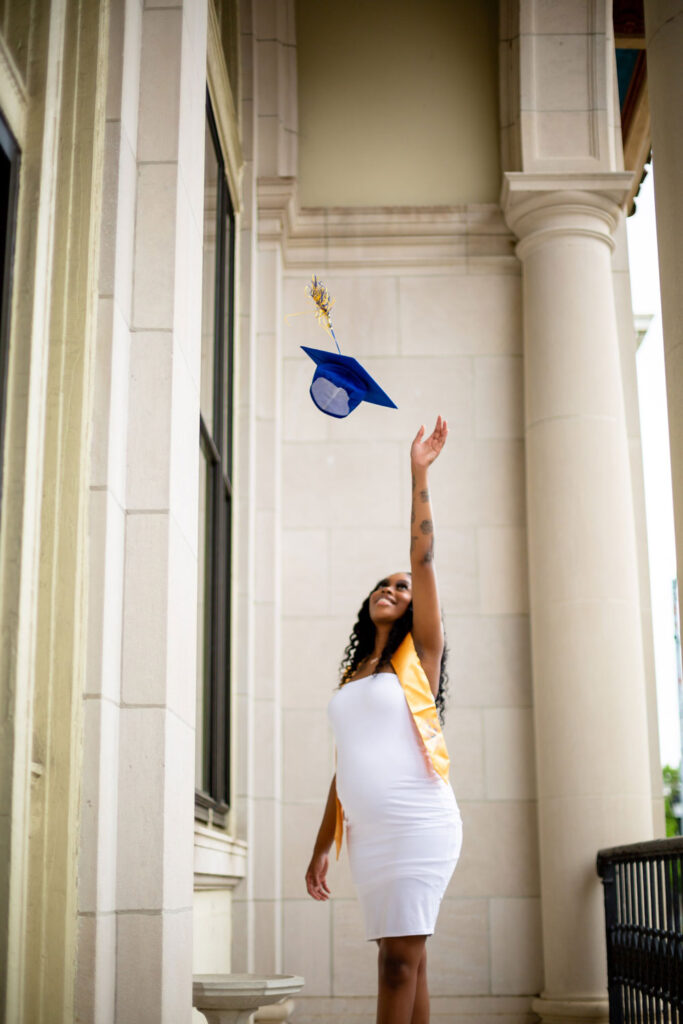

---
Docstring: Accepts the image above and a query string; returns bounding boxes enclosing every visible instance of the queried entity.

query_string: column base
[532,997,609,1024]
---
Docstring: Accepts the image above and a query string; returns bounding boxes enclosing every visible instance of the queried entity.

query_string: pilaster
[82,2,209,1023]
[231,0,292,978]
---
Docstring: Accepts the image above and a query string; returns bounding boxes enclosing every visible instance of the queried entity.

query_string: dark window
[0,111,20,516]
[195,97,235,826]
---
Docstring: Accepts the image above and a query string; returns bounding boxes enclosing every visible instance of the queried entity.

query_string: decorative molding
[257,177,517,270]
[207,0,243,211]
[502,170,634,210]
[0,32,28,146]
[501,171,635,257]
[194,824,247,890]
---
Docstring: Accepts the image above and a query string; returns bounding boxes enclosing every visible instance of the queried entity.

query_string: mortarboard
[301,346,398,418]
[300,276,398,419]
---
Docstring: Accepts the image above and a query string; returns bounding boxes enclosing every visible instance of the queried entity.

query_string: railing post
[598,855,623,1024]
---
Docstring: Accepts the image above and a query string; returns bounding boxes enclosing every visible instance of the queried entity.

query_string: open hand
[410,416,448,469]
[305,850,331,901]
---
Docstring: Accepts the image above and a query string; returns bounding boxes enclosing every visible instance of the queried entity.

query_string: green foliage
[662,763,682,837]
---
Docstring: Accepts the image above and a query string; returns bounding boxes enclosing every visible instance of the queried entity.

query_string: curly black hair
[338,577,449,724]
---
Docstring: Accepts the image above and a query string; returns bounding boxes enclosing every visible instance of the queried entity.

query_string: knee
[378,947,415,990]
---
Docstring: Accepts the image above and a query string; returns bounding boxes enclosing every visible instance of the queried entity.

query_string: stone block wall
[276,251,542,1011]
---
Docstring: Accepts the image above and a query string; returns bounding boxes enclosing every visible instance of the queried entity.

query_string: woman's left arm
[409,416,448,695]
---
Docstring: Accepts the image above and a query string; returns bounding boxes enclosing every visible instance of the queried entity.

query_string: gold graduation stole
[334,632,450,859]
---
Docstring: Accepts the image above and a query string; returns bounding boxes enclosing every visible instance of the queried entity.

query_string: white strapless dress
[327,672,462,941]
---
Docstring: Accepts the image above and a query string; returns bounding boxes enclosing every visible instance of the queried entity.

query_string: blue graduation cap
[301,346,398,418]
[300,276,397,419]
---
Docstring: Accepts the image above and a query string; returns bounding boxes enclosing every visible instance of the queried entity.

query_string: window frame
[0,109,20,516]
[195,95,235,827]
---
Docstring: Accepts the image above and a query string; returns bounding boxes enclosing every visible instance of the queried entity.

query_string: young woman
[305,416,462,1024]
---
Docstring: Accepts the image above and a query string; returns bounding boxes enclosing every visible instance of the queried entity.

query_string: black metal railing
[597,838,683,1023]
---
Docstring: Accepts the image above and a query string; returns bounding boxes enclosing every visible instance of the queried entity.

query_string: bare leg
[376,935,427,1024]
[411,945,429,1024]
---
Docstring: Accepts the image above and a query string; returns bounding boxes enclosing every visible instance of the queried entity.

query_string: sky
[626,166,681,769]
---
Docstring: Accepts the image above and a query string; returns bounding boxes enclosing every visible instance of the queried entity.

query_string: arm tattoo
[423,537,435,563]
[419,519,433,535]
[419,489,429,503]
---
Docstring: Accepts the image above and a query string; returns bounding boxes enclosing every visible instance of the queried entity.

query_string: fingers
[412,417,448,459]
[308,884,329,900]
[305,869,330,901]
[433,415,448,447]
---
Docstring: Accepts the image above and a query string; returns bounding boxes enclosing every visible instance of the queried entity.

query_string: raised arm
[409,417,448,695]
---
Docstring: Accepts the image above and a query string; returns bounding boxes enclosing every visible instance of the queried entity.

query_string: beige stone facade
[0,1,679,1023]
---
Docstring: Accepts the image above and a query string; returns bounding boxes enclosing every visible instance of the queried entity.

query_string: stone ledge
[257,177,517,269]
[194,825,248,890]
[501,170,635,213]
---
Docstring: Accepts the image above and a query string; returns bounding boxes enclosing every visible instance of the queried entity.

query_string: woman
[305,416,462,1024]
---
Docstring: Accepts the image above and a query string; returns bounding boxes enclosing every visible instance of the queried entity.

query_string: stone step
[294,1017,489,1024]
[292,996,535,1023]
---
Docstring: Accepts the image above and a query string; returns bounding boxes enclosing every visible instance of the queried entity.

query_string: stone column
[643,0,683,597]
[503,172,654,1023]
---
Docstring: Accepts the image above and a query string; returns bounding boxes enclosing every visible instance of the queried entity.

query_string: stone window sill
[194,824,247,891]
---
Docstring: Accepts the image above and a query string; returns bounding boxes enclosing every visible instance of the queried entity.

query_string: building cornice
[257,177,518,270]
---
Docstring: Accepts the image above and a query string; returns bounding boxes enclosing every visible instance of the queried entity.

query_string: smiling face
[368,572,412,626]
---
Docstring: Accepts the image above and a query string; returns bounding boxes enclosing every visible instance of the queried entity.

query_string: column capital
[501,171,635,258]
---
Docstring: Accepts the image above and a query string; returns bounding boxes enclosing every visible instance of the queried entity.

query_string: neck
[371,625,392,660]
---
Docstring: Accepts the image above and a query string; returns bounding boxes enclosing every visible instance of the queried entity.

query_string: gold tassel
[307,275,339,349]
